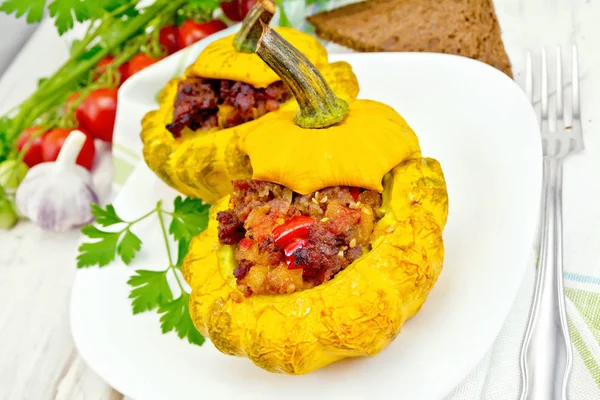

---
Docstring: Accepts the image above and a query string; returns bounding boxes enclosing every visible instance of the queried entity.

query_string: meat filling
[166,77,292,137]
[217,180,383,296]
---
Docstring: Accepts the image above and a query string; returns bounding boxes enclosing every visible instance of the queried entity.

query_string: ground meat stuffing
[217,180,383,296]
[166,77,292,137]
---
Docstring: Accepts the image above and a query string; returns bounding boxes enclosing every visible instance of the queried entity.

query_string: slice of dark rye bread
[307,0,512,77]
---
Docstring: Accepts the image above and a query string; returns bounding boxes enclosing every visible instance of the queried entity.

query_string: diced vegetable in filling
[166,77,292,137]
[217,180,383,296]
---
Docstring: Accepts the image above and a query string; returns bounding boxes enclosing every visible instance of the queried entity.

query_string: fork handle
[520,156,573,400]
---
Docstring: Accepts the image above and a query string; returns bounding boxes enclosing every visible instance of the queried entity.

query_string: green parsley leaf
[91,203,123,227]
[47,0,103,35]
[175,238,190,268]
[169,196,210,243]
[117,229,142,265]
[159,292,205,346]
[127,269,173,314]
[78,224,141,267]
[77,225,120,267]
[77,197,208,347]
[0,0,47,24]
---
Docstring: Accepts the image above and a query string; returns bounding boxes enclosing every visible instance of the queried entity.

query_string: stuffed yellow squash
[141,0,359,203]
[181,26,448,374]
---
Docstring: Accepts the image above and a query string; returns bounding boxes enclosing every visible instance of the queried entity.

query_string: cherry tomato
[220,0,257,21]
[42,128,96,170]
[159,25,181,55]
[178,19,227,48]
[16,126,47,167]
[95,56,130,85]
[127,53,164,77]
[72,89,118,143]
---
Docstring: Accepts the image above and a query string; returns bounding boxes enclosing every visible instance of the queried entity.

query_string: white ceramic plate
[71,46,542,399]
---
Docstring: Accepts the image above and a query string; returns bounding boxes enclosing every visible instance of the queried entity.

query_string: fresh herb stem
[156,208,173,269]
[111,203,162,241]
[132,203,162,225]
[156,205,186,293]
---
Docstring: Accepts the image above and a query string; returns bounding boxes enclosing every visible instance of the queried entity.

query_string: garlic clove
[16,130,99,232]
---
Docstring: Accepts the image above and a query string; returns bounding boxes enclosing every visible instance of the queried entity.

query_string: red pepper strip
[349,186,361,201]
[284,238,308,270]
[284,237,307,257]
[238,238,254,251]
[272,216,316,247]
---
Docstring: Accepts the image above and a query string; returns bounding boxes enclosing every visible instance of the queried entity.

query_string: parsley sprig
[77,197,210,346]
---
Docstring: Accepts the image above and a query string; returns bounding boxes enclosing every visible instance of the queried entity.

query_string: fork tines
[526,45,583,156]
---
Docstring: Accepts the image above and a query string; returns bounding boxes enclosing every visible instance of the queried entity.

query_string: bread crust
[307,0,512,77]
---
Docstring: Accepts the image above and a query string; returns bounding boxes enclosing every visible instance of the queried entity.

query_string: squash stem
[256,26,348,129]
[233,0,276,53]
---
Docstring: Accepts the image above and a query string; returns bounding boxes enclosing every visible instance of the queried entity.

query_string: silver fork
[519,46,582,400]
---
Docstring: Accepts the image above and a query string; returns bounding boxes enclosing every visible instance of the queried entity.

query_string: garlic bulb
[16,130,98,231]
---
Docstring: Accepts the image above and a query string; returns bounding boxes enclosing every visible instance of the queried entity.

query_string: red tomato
[178,19,227,48]
[96,56,130,85]
[127,53,164,77]
[220,0,257,21]
[73,89,118,142]
[42,128,96,170]
[16,126,47,167]
[159,25,181,55]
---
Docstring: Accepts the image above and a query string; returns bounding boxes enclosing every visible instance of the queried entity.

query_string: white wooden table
[1,1,599,399]
[0,17,124,400]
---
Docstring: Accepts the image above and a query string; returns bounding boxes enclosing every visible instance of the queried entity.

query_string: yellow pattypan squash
[182,26,449,374]
[183,158,448,374]
[240,100,421,194]
[190,27,327,88]
[140,1,359,204]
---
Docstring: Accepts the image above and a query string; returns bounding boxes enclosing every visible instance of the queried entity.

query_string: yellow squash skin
[182,157,448,374]
[189,28,328,88]
[141,61,359,204]
[240,100,422,195]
